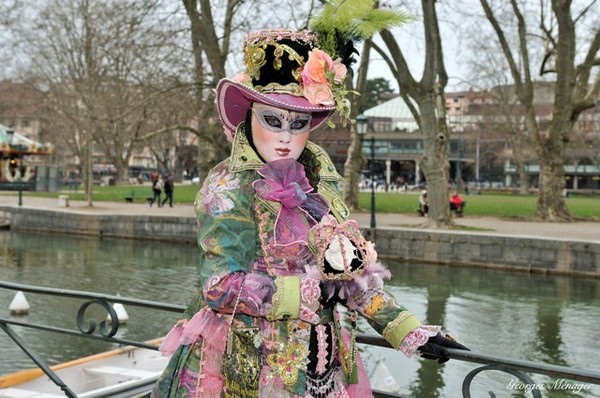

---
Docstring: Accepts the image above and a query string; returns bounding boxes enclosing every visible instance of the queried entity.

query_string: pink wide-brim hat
[215,79,335,133]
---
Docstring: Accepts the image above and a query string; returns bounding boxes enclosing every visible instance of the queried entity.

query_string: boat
[0,339,168,398]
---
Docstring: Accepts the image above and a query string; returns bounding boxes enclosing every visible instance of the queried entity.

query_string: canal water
[1,230,599,398]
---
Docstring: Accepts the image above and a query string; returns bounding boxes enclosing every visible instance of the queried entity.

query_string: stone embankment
[1,198,598,278]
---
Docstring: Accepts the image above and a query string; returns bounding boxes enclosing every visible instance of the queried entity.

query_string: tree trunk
[376,0,452,228]
[342,133,364,211]
[536,141,570,220]
[517,160,529,194]
[419,96,451,227]
[183,0,235,181]
[84,145,93,207]
[115,157,130,184]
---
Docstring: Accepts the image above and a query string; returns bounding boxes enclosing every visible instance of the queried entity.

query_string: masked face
[251,103,312,162]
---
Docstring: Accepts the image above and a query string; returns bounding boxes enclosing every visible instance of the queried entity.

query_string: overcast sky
[364,1,476,94]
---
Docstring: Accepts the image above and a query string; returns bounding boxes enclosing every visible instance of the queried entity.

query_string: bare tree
[182,0,314,177]
[373,0,453,227]
[463,22,535,194]
[480,0,600,221]
[0,0,22,80]
[487,86,535,194]
[15,0,191,204]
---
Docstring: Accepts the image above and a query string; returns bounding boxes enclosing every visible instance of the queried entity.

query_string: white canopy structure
[0,123,53,156]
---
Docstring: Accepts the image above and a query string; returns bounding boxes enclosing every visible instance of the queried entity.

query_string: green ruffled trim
[383,311,422,349]
[267,276,300,320]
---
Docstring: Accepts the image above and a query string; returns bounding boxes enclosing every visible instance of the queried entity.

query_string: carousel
[0,123,53,191]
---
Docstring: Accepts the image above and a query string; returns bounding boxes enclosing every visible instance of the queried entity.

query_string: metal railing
[1,280,599,398]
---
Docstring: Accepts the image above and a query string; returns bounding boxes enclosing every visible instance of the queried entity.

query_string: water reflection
[1,231,599,397]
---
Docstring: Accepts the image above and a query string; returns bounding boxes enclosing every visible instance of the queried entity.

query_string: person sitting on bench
[418,190,429,216]
[449,190,464,217]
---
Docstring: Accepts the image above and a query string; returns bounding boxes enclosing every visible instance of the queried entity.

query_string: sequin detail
[266,340,308,386]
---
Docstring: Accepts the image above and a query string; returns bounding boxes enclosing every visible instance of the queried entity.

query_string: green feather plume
[309,0,412,63]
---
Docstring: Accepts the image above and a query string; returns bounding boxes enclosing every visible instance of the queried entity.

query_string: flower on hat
[303,83,334,106]
[332,59,347,83]
[302,49,334,86]
[302,48,352,126]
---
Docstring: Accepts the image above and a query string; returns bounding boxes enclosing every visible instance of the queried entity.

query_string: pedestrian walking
[161,174,174,208]
[150,175,163,207]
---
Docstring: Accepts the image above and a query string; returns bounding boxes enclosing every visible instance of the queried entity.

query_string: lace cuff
[399,325,441,357]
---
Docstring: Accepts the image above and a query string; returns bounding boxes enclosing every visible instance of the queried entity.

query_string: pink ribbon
[253,159,329,246]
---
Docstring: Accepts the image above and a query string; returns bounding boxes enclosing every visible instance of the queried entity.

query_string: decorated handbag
[222,277,262,398]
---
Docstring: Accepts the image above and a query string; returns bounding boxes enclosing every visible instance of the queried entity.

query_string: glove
[417,332,469,364]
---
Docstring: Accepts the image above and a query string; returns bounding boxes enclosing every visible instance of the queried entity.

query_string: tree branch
[136,125,201,142]
[377,30,419,92]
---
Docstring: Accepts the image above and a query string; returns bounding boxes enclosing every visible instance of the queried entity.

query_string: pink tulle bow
[159,307,229,357]
[158,320,187,356]
[253,159,329,246]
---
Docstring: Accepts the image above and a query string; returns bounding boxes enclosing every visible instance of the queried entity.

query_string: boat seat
[83,366,161,379]
[0,388,65,398]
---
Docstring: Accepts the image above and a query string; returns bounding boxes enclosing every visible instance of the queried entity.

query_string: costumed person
[152,4,468,398]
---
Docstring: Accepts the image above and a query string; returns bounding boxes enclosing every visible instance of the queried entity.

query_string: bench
[124,190,153,204]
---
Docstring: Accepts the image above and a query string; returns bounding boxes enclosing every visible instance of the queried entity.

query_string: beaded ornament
[308,217,367,281]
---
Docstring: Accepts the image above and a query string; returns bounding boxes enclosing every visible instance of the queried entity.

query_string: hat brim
[215,79,335,132]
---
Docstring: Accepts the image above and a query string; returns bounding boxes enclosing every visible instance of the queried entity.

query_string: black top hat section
[252,38,312,88]
[244,30,319,93]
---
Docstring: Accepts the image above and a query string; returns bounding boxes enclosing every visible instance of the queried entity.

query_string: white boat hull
[0,339,168,398]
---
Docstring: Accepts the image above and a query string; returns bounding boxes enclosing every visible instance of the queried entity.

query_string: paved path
[1,193,598,243]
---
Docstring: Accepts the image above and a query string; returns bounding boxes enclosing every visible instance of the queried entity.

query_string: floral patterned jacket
[153,127,423,397]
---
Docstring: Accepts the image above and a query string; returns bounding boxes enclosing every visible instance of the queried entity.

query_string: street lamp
[6,129,24,206]
[356,115,376,228]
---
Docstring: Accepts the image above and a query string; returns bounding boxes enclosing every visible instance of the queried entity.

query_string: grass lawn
[18,184,600,220]
[27,183,202,204]
[358,191,600,219]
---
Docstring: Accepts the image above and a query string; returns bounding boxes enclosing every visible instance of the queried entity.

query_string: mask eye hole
[290,119,309,130]
[263,115,282,128]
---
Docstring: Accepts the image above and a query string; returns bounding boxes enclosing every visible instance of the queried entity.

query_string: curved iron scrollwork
[462,364,543,398]
[76,299,119,337]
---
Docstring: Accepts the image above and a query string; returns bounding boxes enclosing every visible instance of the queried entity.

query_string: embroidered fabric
[299,275,321,323]
[306,362,350,398]
[399,325,442,356]
[315,325,329,374]
[197,340,227,397]
[253,159,329,247]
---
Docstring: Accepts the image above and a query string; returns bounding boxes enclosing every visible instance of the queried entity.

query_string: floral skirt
[150,308,373,398]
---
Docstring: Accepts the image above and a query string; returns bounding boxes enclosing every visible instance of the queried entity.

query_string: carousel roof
[0,123,53,156]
